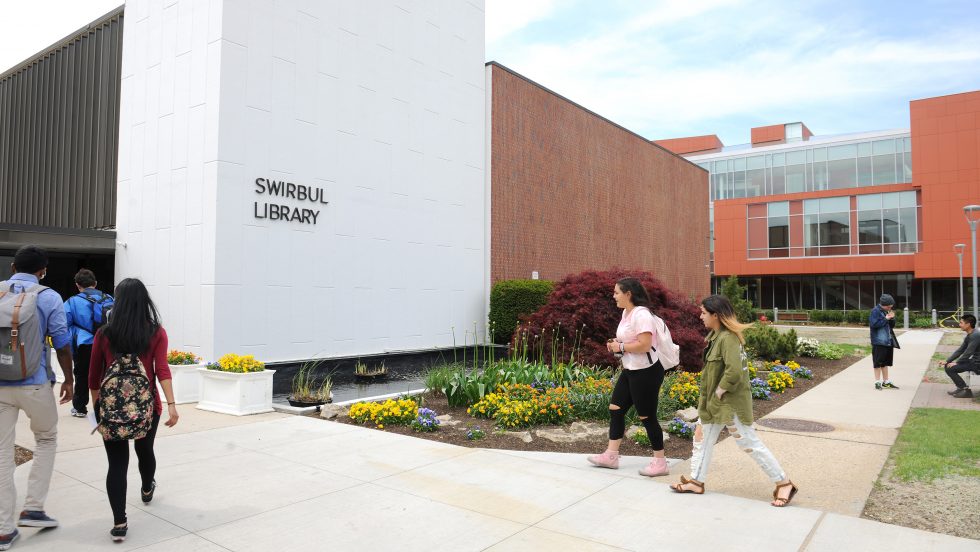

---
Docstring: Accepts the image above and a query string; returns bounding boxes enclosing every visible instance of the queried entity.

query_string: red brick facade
[489,63,710,300]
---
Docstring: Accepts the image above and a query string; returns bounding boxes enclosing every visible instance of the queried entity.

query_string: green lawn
[836,343,869,357]
[890,408,980,482]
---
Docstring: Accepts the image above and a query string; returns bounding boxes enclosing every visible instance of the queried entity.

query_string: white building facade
[115,0,488,363]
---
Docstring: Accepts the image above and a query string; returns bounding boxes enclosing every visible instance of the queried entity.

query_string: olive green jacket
[697,328,754,425]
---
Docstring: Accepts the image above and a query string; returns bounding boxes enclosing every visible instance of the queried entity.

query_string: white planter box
[167,363,206,404]
[196,368,276,416]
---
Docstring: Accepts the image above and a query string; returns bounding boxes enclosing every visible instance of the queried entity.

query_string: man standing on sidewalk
[939,314,979,399]
[0,246,74,551]
[869,294,900,391]
[63,269,112,418]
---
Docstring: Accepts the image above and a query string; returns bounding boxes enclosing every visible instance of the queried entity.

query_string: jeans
[0,385,58,534]
[608,363,665,450]
[690,414,785,483]
[945,363,977,389]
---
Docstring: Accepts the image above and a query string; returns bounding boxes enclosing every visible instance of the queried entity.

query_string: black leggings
[609,363,665,450]
[103,414,161,525]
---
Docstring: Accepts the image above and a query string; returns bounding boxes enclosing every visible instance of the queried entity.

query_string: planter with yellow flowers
[166,350,205,404]
[197,354,276,416]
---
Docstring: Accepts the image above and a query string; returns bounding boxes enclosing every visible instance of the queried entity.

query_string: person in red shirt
[89,278,178,542]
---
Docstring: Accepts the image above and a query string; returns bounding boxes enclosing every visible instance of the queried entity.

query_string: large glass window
[804,196,850,256]
[745,155,765,197]
[855,191,919,254]
[700,134,911,201]
[768,201,790,257]
[827,144,857,189]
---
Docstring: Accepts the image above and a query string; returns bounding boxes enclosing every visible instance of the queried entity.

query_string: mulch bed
[325,355,859,460]
[15,445,32,466]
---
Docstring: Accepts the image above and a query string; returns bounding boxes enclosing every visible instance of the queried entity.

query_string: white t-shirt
[616,306,663,370]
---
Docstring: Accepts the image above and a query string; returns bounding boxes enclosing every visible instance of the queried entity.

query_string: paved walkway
[8,330,977,551]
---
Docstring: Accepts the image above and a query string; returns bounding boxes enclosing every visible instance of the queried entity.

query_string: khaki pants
[0,385,58,534]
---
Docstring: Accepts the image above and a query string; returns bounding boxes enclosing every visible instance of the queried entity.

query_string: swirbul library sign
[253,177,329,224]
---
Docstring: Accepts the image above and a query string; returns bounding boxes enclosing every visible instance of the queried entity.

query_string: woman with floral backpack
[89,278,179,542]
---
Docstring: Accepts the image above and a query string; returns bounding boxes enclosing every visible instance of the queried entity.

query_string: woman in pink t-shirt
[587,277,670,477]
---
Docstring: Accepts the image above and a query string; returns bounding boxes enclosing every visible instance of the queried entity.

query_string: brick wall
[489,63,710,300]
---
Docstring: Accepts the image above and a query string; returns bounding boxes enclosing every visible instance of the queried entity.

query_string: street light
[965,205,980,319]
[954,243,966,313]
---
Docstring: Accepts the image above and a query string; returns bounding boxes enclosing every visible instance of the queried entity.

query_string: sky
[485,0,980,144]
[3,1,979,146]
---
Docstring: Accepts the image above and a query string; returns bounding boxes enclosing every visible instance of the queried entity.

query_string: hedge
[488,279,554,344]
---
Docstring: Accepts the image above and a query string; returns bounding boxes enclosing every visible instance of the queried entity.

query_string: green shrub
[657,371,685,420]
[744,324,799,361]
[816,342,845,360]
[720,275,755,323]
[846,309,870,324]
[489,279,554,344]
[913,317,934,328]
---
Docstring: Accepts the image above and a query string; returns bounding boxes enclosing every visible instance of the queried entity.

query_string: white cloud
[486,2,980,143]
[485,0,560,43]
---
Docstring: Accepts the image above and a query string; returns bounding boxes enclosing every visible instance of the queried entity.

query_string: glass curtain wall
[702,136,911,202]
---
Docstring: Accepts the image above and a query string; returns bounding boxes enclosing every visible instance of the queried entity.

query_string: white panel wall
[117,0,487,363]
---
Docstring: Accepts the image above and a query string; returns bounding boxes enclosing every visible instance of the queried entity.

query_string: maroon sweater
[89,326,172,415]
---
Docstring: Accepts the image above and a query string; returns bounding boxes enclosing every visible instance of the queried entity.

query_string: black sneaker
[952,388,974,399]
[141,480,156,504]
[110,524,127,542]
[948,388,962,395]
[0,529,19,551]
[875,381,883,390]
[18,510,58,528]
[882,382,899,389]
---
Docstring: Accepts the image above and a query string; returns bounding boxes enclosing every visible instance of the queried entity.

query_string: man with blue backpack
[64,269,113,418]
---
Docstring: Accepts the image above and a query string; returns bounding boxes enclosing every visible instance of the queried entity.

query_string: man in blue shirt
[0,246,73,550]
[64,269,110,418]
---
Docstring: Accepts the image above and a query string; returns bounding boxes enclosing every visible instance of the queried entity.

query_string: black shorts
[872,345,894,368]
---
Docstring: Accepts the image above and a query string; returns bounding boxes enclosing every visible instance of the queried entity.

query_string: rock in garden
[319,404,346,419]
[535,421,607,443]
[435,414,460,426]
[503,430,533,443]
[676,407,699,422]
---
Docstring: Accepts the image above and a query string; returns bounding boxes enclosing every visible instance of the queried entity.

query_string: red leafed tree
[514,269,707,370]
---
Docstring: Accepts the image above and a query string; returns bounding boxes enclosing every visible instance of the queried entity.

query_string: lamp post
[965,205,980,319]
[954,243,966,313]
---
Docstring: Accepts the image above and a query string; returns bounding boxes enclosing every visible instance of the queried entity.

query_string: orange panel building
[657,91,980,312]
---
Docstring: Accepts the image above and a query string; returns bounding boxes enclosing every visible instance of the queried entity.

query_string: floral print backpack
[95,354,154,441]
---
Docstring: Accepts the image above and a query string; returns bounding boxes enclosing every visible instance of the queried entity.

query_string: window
[768,201,790,257]
[804,196,850,256]
[855,191,919,255]
[702,135,911,215]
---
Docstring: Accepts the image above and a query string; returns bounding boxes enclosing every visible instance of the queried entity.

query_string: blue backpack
[78,290,114,333]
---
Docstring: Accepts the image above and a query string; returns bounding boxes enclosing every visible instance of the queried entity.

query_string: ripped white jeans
[689,414,786,483]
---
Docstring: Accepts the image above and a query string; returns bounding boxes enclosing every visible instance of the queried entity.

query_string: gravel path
[864,472,980,540]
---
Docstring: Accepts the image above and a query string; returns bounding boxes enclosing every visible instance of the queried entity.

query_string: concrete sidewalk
[8,332,976,551]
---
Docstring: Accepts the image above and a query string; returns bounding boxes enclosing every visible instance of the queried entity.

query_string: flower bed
[327,354,857,461]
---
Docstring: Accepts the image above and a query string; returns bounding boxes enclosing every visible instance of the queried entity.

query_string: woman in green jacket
[670,294,798,507]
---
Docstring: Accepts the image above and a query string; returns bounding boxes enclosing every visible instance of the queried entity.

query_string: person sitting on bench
[939,314,980,399]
